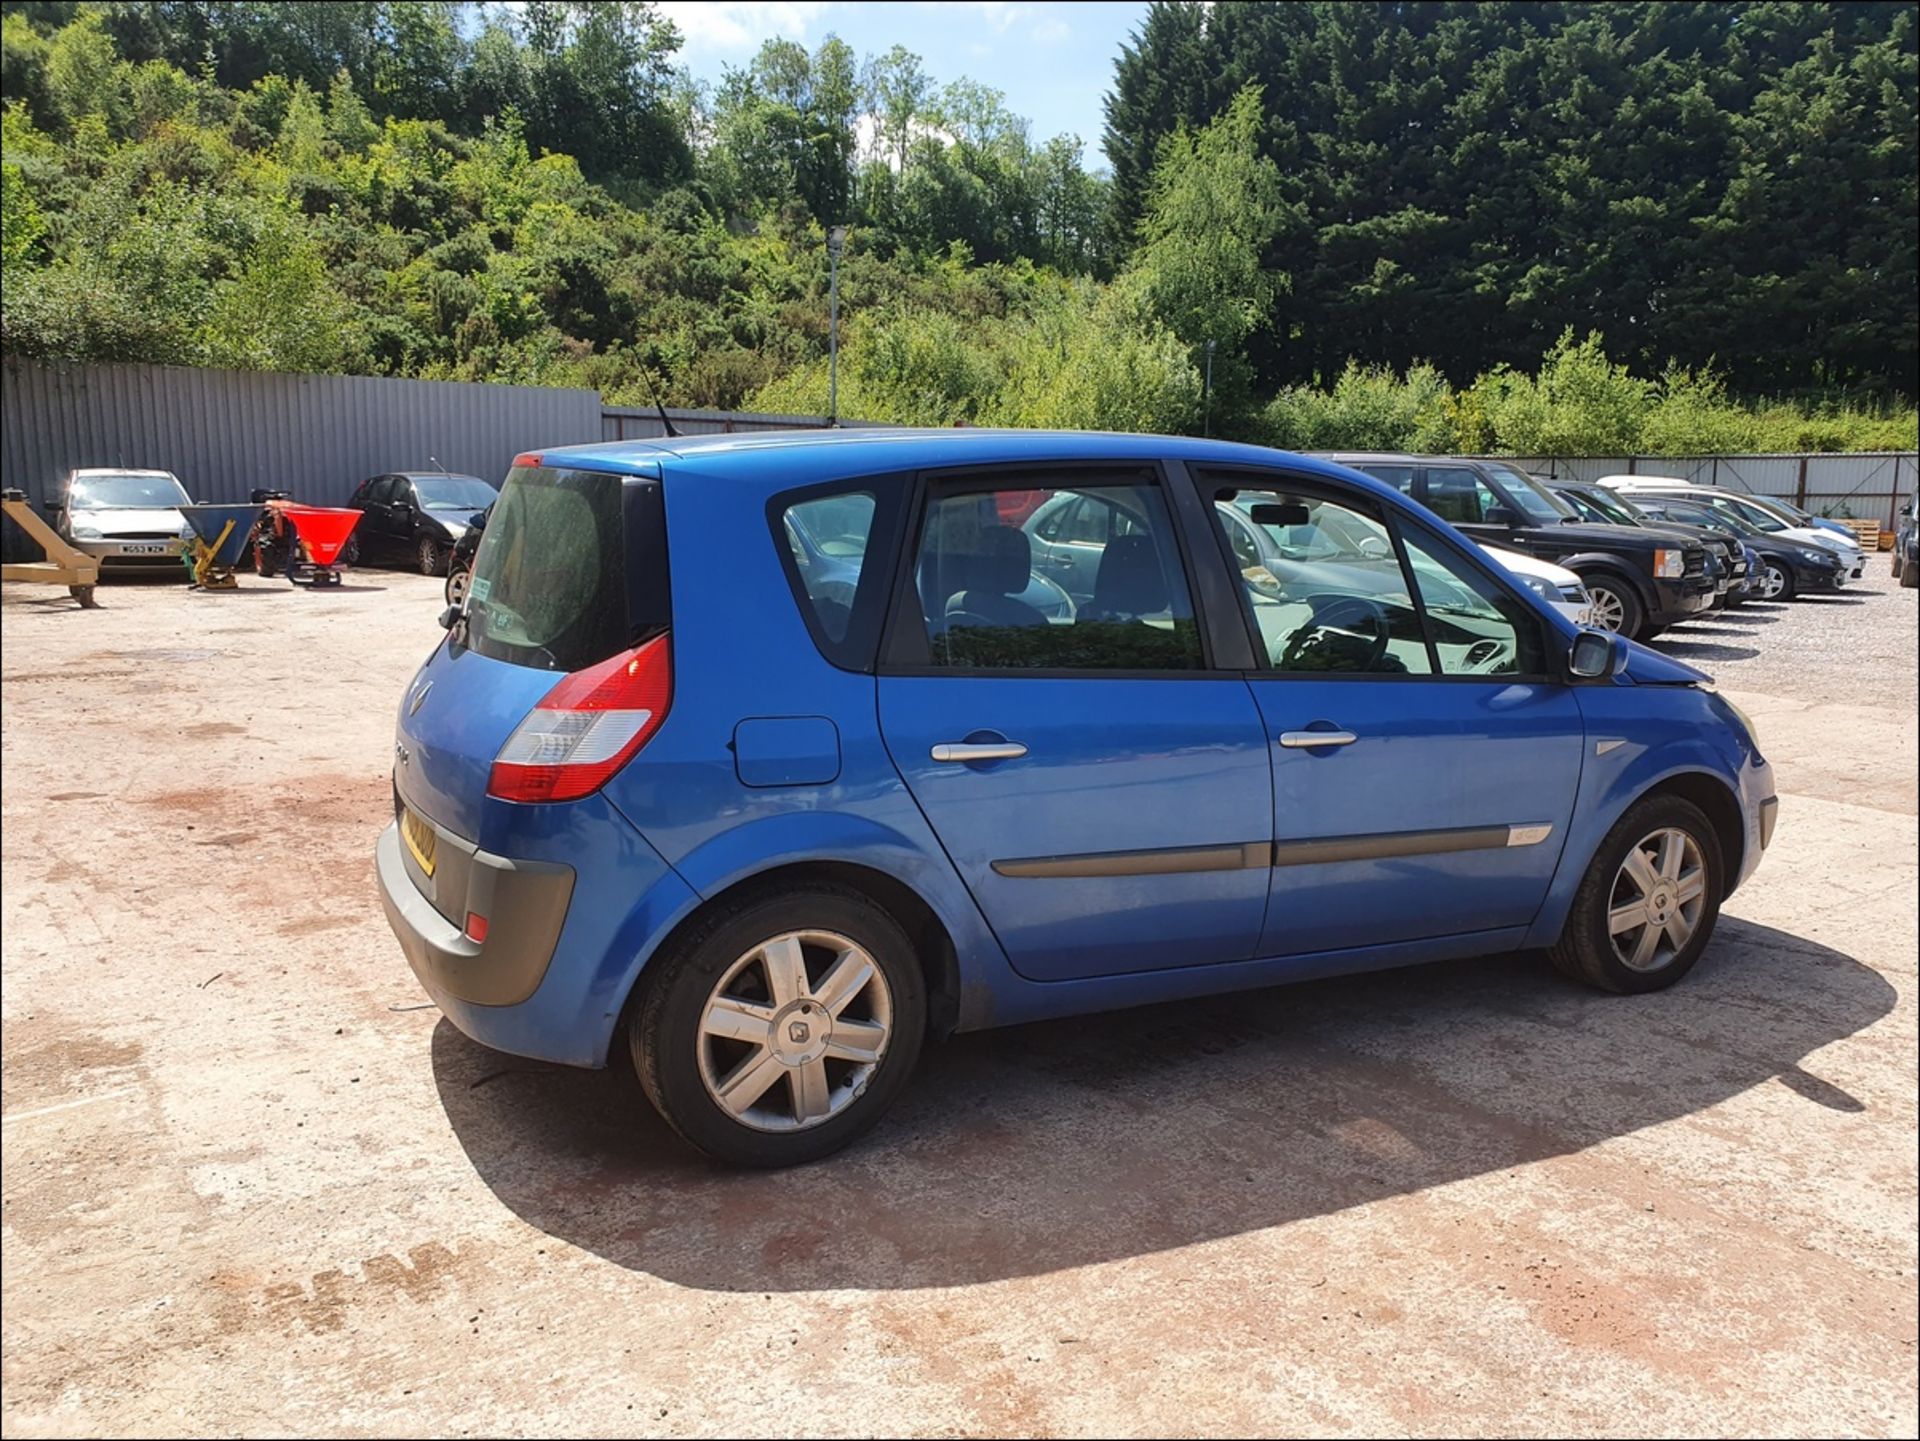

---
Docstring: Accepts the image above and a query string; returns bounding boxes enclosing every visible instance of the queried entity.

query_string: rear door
[876,466,1272,983]
[1191,468,1586,956]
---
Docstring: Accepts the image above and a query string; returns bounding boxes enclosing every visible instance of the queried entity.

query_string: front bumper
[73,537,185,566]
[1648,576,1717,625]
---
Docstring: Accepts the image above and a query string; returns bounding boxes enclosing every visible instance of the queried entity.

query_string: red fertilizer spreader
[250,490,361,587]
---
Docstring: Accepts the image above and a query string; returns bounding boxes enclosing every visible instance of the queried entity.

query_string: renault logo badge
[408,680,432,716]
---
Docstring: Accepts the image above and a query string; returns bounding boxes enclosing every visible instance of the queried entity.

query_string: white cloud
[658,2,832,56]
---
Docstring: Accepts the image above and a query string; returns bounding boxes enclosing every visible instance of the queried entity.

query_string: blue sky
[656,2,1151,167]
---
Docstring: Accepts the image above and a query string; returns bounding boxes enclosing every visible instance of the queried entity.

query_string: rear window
[465,465,660,671]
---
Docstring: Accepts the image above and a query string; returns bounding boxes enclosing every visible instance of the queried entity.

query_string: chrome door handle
[1279,730,1358,749]
[931,741,1028,763]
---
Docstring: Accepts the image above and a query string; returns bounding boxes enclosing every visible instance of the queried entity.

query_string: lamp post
[1202,338,1217,437]
[827,225,848,428]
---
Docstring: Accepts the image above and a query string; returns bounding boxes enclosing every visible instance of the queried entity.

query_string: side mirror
[1568,629,1620,680]
[1485,505,1521,528]
[437,604,461,631]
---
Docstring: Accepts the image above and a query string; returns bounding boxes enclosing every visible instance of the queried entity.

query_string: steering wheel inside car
[1278,594,1392,672]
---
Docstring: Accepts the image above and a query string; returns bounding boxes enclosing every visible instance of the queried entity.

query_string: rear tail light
[487,633,672,803]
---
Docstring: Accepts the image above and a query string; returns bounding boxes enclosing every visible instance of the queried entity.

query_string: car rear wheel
[341,537,360,566]
[1582,574,1642,638]
[1550,794,1724,995]
[632,885,927,1167]
[417,536,446,576]
[444,563,470,608]
[1902,555,1918,589]
[1759,561,1794,600]
[1891,549,1903,579]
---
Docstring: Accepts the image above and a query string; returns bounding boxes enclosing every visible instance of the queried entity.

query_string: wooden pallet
[1834,517,1882,550]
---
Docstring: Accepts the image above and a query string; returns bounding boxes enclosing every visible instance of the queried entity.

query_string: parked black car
[444,503,488,606]
[344,472,497,575]
[1317,453,1715,640]
[1544,478,1754,608]
[1622,494,1846,601]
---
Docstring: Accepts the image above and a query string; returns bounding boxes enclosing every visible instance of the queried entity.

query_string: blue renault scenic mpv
[377,431,1777,1166]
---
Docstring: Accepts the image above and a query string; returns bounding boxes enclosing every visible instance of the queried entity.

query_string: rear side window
[780,491,877,650]
[466,465,658,672]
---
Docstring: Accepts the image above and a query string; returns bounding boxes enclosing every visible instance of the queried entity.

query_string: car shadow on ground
[1650,638,1763,661]
[432,917,1892,1292]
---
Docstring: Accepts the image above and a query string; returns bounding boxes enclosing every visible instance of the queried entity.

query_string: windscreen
[464,466,638,672]
[1484,464,1576,522]
[413,477,499,511]
[69,473,189,509]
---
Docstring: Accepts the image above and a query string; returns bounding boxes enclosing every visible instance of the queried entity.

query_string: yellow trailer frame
[2,492,102,607]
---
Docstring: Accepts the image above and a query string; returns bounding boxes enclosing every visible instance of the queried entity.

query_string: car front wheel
[444,563,470,608]
[632,885,927,1167]
[1550,794,1724,994]
[1582,574,1643,639]
[1759,561,1795,600]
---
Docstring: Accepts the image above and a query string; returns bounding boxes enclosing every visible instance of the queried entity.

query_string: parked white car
[1597,476,1866,579]
[56,468,193,569]
[1481,544,1595,625]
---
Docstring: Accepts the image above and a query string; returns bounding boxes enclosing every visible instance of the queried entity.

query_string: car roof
[536,429,1383,494]
[71,467,179,478]
[393,471,488,482]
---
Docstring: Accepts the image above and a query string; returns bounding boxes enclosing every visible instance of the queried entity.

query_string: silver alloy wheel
[1760,563,1787,599]
[1608,827,1707,972]
[1587,585,1626,632]
[446,566,469,606]
[697,929,893,1133]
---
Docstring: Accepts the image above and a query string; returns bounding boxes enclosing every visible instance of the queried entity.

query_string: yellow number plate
[401,806,437,877]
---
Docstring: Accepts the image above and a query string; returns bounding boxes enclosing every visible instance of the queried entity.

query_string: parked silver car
[56,468,193,569]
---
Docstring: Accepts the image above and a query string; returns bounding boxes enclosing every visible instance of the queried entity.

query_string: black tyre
[1760,559,1796,601]
[444,563,470,608]
[341,537,360,567]
[1640,623,1667,641]
[1582,572,1644,639]
[1902,556,1918,589]
[417,536,445,576]
[632,884,927,1167]
[1550,794,1724,995]
[1889,548,1902,579]
[254,542,279,578]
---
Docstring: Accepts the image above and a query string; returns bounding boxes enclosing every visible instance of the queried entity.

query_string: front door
[877,470,1273,983]
[1195,472,1586,957]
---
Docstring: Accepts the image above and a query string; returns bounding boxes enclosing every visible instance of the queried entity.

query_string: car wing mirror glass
[1568,629,1621,680]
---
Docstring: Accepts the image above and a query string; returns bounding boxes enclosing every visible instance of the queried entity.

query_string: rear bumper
[376,792,699,1069]
[376,821,574,1007]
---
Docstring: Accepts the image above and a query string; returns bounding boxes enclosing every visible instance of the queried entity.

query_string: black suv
[1544,478,1752,609]
[1317,454,1715,640]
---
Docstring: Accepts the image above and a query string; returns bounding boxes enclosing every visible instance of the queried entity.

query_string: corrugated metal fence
[5,358,1910,559]
[1497,453,1916,527]
[1,357,602,558]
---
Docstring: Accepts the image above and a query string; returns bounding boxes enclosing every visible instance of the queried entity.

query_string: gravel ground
[2,556,1915,1438]
[1648,558,1917,710]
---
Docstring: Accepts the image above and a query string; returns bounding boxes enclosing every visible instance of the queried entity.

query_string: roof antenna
[642,367,681,439]
[429,454,453,477]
